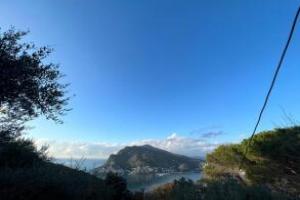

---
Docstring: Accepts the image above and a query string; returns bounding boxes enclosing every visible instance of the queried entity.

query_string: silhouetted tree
[0,27,69,140]
[105,172,132,200]
[0,27,70,166]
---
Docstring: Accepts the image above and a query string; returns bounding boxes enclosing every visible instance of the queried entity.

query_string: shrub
[204,126,300,198]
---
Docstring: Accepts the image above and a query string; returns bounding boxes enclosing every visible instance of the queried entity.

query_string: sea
[126,172,202,191]
[54,158,202,191]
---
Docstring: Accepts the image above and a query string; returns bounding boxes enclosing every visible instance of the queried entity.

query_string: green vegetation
[204,126,300,197]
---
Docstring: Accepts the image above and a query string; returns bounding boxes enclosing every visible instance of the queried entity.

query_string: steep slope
[0,156,129,200]
[94,145,202,175]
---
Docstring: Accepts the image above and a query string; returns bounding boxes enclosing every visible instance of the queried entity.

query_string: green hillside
[204,126,300,197]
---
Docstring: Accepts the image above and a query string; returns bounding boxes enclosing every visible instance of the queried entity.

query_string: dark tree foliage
[105,172,132,200]
[0,136,48,168]
[0,162,119,200]
[0,28,69,125]
[0,27,69,171]
[169,178,201,200]
[145,178,201,200]
[200,178,289,200]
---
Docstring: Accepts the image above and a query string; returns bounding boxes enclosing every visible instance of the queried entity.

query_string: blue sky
[1,0,300,157]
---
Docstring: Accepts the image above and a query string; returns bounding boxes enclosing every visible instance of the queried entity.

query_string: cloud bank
[35,133,220,159]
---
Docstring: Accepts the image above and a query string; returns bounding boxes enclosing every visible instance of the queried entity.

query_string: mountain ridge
[93,145,202,176]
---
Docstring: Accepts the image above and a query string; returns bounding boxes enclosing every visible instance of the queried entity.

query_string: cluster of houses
[94,165,180,177]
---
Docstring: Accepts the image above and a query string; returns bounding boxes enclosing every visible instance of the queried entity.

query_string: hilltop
[93,145,202,176]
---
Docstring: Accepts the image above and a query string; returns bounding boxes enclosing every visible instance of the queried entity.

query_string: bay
[127,172,202,192]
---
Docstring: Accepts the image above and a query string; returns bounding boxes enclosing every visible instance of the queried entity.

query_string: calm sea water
[127,172,202,191]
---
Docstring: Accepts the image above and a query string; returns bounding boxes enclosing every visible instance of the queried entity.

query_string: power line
[245,6,300,155]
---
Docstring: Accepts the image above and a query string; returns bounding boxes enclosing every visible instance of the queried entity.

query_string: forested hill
[94,145,202,175]
[204,126,300,198]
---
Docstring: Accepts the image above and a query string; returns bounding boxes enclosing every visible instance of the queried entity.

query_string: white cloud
[35,133,220,159]
[35,140,123,159]
[130,133,218,157]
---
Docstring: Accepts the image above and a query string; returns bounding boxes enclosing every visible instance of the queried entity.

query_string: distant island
[93,145,203,176]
